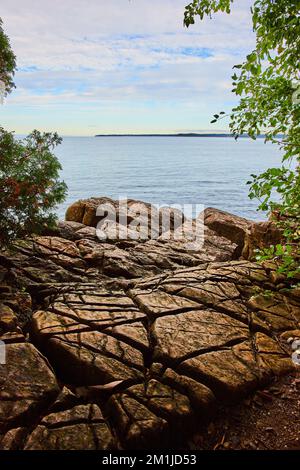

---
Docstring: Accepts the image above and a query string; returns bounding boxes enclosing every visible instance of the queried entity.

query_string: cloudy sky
[1,0,255,135]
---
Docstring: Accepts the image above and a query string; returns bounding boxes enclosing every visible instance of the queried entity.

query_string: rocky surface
[0,198,298,450]
[203,207,283,259]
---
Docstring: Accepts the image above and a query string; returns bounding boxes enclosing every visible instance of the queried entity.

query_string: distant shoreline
[95,133,266,138]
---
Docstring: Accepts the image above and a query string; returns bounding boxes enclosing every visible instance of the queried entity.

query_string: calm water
[55,136,282,221]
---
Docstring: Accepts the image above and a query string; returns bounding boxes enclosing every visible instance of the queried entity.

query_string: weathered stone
[0,427,27,450]
[243,221,282,260]
[129,289,201,318]
[48,386,78,413]
[76,226,97,240]
[65,200,86,224]
[0,331,25,344]
[0,197,298,450]
[160,368,216,415]
[255,332,296,375]
[103,322,149,351]
[203,209,282,261]
[33,236,82,258]
[0,290,32,328]
[31,310,144,385]
[1,202,241,285]
[203,207,251,256]
[24,404,115,450]
[177,334,294,402]
[280,329,300,341]
[247,292,300,331]
[152,309,249,362]
[56,220,87,240]
[124,380,193,428]
[0,304,17,332]
[52,302,145,330]
[106,393,168,449]
[206,260,269,283]
[0,342,59,432]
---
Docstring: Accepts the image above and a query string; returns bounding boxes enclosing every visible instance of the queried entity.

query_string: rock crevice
[0,199,298,449]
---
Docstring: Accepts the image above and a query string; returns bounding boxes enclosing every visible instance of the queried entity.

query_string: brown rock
[0,342,59,432]
[0,304,17,332]
[177,339,263,401]
[0,427,27,450]
[126,380,192,427]
[106,393,168,449]
[247,292,300,331]
[243,221,282,260]
[0,197,298,450]
[31,309,145,385]
[55,220,86,240]
[129,289,201,318]
[178,335,294,402]
[65,200,86,224]
[203,207,251,257]
[159,368,216,415]
[255,332,296,376]
[152,309,248,361]
[24,404,115,450]
[203,208,282,261]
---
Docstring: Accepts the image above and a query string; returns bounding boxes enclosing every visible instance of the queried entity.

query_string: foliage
[184,0,233,25]
[256,244,299,279]
[184,0,300,280]
[0,18,16,96]
[0,128,67,246]
[0,18,67,247]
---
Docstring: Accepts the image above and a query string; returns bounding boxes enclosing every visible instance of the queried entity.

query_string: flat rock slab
[0,340,59,433]
[23,404,115,450]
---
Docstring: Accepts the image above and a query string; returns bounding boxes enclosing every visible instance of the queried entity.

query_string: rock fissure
[0,200,298,450]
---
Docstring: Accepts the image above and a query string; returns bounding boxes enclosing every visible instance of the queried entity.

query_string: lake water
[55,136,282,221]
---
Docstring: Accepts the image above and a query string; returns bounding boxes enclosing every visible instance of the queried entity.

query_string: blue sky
[0,0,255,135]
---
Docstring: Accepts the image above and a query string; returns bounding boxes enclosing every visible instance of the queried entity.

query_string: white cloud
[0,0,255,134]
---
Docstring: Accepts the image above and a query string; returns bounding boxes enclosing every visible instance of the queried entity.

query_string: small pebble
[265,427,275,433]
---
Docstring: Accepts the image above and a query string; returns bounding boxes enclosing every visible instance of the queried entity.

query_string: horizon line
[94,132,268,138]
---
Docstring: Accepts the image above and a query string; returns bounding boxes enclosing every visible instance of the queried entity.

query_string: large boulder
[66,197,158,229]
[203,207,282,259]
[243,220,283,259]
[203,207,251,257]
[66,197,189,241]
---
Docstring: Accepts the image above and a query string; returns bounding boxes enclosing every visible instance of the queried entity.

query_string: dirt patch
[190,371,300,450]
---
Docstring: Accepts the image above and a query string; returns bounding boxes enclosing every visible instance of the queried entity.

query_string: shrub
[184,0,300,280]
[0,18,16,96]
[0,128,67,246]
